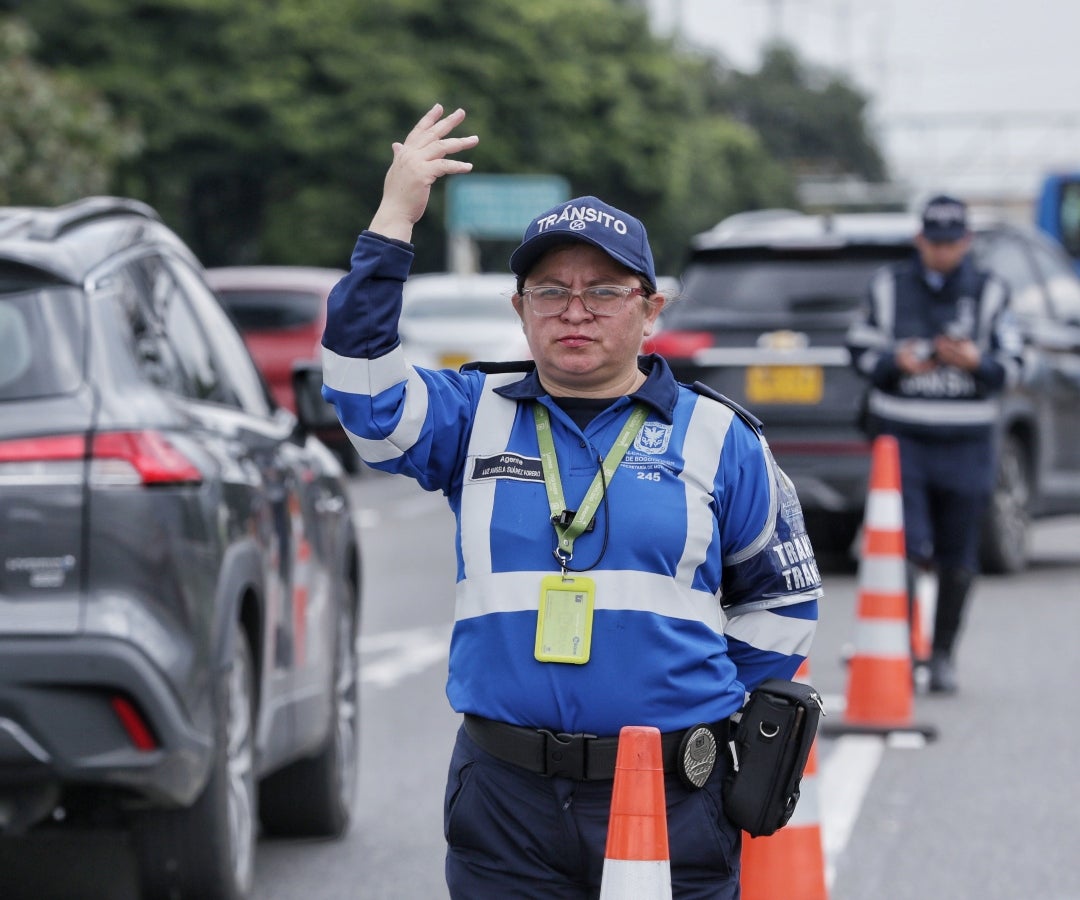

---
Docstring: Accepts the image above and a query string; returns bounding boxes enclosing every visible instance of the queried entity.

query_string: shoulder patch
[459,360,536,374]
[690,382,764,434]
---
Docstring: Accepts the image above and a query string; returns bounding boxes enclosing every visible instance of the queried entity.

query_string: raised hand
[369,104,479,243]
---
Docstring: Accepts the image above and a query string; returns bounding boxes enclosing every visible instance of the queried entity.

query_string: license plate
[439,353,471,370]
[745,365,823,404]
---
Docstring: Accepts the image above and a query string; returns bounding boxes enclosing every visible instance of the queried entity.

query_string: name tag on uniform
[534,575,595,664]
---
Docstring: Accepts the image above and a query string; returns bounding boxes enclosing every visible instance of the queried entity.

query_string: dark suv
[0,197,361,899]
[650,209,1080,572]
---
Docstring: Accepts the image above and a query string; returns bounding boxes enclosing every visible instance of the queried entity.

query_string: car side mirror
[291,362,341,433]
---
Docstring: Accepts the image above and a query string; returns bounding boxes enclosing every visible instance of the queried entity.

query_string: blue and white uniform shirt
[322,231,821,736]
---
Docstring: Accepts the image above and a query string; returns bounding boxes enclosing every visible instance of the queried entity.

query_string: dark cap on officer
[921,195,969,243]
[509,196,657,291]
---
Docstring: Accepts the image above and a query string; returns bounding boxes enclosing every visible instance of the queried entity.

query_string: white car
[400,272,530,370]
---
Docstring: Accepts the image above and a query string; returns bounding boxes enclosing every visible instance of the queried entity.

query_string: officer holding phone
[847,194,1024,693]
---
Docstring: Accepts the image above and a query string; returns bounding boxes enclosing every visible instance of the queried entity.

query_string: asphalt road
[4,469,1079,899]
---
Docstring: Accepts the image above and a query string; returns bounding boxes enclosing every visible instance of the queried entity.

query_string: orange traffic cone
[599,726,672,899]
[822,435,937,740]
[741,660,829,900]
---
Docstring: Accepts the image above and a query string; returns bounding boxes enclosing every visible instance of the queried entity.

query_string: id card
[534,574,595,664]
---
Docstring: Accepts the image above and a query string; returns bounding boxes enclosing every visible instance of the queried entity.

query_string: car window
[102,264,189,395]
[1027,240,1080,322]
[169,261,272,417]
[141,256,228,403]
[216,287,322,331]
[677,254,898,317]
[0,287,84,400]
[104,255,242,406]
[974,234,1048,319]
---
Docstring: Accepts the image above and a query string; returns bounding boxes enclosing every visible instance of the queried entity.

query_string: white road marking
[359,624,451,688]
[820,734,884,889]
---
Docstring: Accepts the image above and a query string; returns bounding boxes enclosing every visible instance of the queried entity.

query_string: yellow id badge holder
[534,574,595,664]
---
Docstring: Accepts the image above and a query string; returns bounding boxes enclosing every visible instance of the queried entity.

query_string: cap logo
[924,202,965,224]
[509,195,655,285]
[536,204,629,236]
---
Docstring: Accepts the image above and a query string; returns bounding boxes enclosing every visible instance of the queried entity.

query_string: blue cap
[509,196,657,289]
[921,194,969,243]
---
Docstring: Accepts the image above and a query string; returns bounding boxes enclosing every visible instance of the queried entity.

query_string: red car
[205,265,343,412]
[206,265,361,470]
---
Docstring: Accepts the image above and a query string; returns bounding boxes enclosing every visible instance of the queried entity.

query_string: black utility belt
[463,714,730,785]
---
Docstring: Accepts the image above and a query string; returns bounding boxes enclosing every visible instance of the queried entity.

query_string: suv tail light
[91,432,202,485]
[0,432,202,486]
[645,330,715,359]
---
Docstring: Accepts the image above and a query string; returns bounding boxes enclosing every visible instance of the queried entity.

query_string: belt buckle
[677,724,718,790]
[539,730,595,779]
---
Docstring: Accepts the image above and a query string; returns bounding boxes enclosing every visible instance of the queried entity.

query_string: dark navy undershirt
[550,396,617,430]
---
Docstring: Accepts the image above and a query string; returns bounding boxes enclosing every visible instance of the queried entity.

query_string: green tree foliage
[3,1,882,273]
[717,42,887,182]
[0,16,141,205]
[354,1,797,272]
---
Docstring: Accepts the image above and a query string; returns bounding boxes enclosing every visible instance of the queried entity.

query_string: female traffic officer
[320,104,821,899]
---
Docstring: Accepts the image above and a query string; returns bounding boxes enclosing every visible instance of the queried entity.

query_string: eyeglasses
[519,285,648,317]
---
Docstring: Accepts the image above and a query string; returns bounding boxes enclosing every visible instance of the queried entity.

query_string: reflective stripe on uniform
[867,389,1000,425]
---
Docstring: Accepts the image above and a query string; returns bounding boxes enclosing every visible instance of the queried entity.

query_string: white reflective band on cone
[858,554,908,594]
[864,488,903,530]
[598,859,673,899]
[852,619,909,657]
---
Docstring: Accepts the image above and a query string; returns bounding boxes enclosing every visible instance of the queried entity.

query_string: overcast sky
[646,0,1080,201]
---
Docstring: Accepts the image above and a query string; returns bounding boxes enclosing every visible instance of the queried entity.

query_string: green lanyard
[533,402,649,568]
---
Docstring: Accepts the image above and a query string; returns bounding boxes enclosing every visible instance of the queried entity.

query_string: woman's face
[512,243,665,397]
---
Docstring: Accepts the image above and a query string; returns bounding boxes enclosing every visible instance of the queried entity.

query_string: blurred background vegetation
[0,0,887,274]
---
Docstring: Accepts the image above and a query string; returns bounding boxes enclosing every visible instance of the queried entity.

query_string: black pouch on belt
[721,678,824,837]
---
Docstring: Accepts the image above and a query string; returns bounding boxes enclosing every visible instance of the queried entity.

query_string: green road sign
[447,174,570,239]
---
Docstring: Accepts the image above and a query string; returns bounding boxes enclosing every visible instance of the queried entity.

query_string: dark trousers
[895,434,993,571]
[444,724,741,899]
[896,434,992,656]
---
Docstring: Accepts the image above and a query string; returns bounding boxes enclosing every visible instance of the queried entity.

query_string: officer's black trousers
[893,434,991,661]
[444,724,741,899]
[933,566,974,658]
[895,433,994,572]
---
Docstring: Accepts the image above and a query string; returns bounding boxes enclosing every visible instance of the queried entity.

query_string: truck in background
[1035,172,1080,276]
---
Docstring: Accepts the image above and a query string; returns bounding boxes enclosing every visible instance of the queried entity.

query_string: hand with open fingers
[369,104,479,243]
